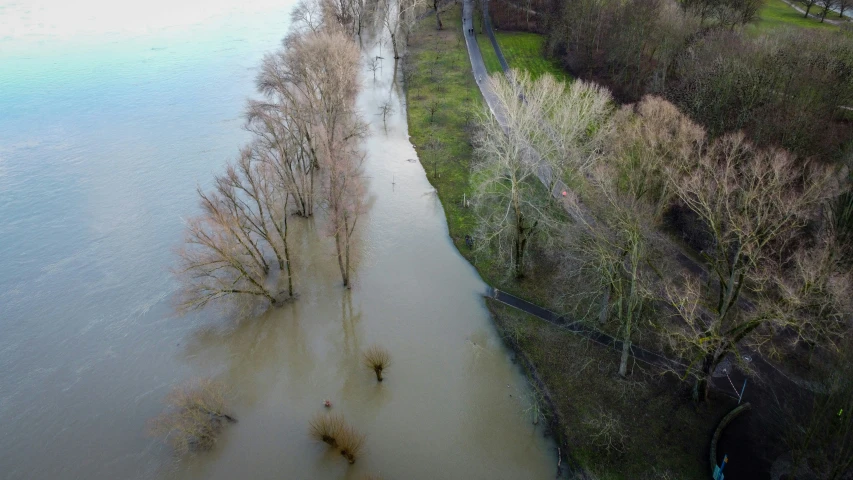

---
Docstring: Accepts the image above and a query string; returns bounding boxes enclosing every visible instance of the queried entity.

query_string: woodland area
[405,0,853,477]
[490,0,853,162]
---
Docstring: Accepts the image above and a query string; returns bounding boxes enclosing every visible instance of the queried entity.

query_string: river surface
[0,1,556,478]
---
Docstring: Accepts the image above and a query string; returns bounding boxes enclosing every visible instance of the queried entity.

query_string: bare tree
[471,75,563,278]
[254,30,365,217]
[424,128,444,177]
[245,102,316,218]
[782,338,853,479]
[838,0,851,17]
[291,0,327,33]
[682,0,765,28]
[227,148,296,295]
[433,0,443,30]
[558,98,698,377]
[818,0,838,21]
[662,133,836,401]
[367,56,381,81]
[511,71,614,189]
[271,30,369,288]
[562,166,661,376]
[383,0,427,59]
[426,96,440,123]
[174,148,297,311]
[148,378,236,455]
[608,96,705,217]
[378,100,394,130]
[323,141,367,288]
[760,234,852,357]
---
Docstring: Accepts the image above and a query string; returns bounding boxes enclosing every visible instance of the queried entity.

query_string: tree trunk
[598,288,610,325]
[390,32,400,59]
[283,215,293,297]
[805,5,812,17]
[434,0,443,29]
[694,348,725,402]
[514,235,523,278]
[618,337,631,377]
[335,229,348,288]
[344,228,351,289]
[620,242,640,377]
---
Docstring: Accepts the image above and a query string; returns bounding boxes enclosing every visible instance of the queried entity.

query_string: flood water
[0,1,556,478]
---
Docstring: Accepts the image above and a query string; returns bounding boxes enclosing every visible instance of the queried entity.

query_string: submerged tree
[383,0,427,59]
[176,191,285,310]
[148,378,236,455]
[324,142,367,288]
[174,146,297,311]
[218,148,295,297]
[245,101,316,219]
[253,29,365,218]
[336,424,366,464]
[254,28,368,288]
[285,30,368,288]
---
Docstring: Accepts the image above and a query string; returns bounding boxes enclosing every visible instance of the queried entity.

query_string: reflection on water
[0,1,556,478]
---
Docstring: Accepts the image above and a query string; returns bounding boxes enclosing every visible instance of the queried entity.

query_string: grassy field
[475,28,504,75]
[405,5,488,273]
[473,21,571,81]
[750,0,845,32]
[493,31,572,81]
[405,6,724,479]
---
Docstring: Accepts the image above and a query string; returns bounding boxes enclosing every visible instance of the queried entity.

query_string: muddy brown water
[0,1,556,478]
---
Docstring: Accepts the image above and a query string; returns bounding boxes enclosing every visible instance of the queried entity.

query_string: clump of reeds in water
[309,413,345,447]
[336,424,366,464]
[309,413,366,464]
[363,345,391,382]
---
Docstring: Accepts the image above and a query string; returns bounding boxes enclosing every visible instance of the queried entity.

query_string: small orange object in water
[323,399,332,408]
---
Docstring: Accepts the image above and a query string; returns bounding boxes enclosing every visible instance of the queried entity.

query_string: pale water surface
[0,1,556,478]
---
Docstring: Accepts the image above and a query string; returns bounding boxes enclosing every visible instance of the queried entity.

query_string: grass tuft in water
[363,345,391,382]
[337,424,366,464]
[309,413,345,447]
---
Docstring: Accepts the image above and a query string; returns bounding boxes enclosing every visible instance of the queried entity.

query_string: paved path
[461,0,505,123]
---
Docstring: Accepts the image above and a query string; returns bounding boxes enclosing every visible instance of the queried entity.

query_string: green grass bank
[751,0,847,32]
